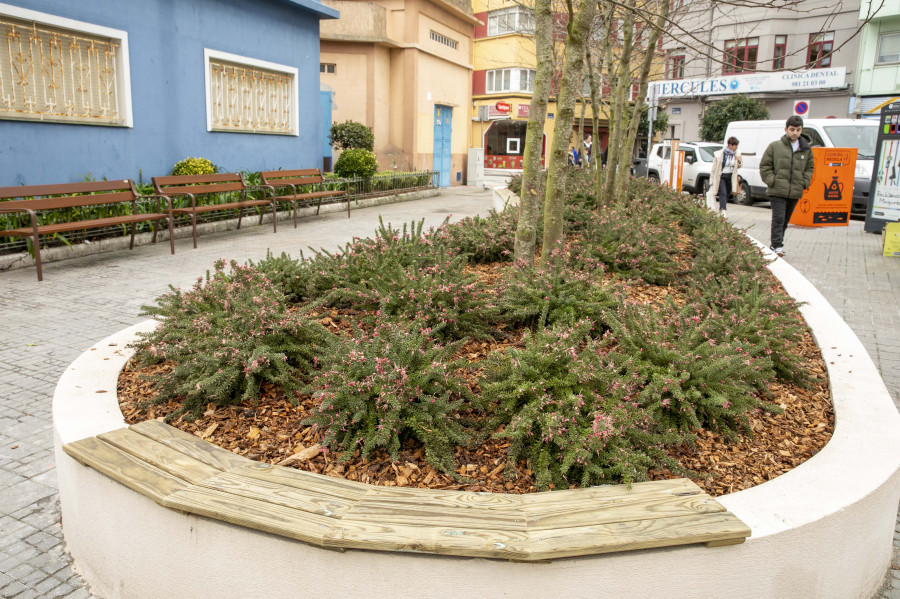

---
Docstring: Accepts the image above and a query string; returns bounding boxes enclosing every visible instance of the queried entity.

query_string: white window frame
[487,7,534,36]
[0,2,132,127]
[486,68,536,93]
[506,138,520,153]
[204,48,299,136]
[876,31,900,65]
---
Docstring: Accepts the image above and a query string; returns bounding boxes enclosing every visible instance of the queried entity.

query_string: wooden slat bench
[64,420,751,560]
[259,169,351,226]
[0,180,175,282]
[152,173,276,248]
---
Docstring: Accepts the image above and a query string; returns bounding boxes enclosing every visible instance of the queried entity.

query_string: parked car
[645,141,723,195]
[723,119,878,212]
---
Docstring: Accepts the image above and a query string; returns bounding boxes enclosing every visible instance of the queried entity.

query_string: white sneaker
[721,210,727,219]
[773,247,785,257]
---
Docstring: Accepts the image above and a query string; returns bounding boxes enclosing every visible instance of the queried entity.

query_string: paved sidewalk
[0,189,898,597]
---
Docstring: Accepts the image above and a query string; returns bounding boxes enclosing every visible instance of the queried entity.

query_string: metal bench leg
[129,223,136,250]
[270,203,277,233]
[31,237,43,282]
[237,209,243,230]
[151,219,159,244]
[167,216,175,254]
[315,198,322,216]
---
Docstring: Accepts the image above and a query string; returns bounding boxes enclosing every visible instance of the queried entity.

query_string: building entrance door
[320,91,333,172]
[434,105,452,187]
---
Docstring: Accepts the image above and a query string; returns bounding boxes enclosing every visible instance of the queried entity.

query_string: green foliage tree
[329,120,375,151]
[699,96,769,142]
[637,107,669,136]
[334,148,378,179]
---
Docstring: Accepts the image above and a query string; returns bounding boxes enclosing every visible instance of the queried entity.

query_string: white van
[723,119,878,214]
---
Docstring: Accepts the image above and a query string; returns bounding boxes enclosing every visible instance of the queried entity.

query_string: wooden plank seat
[259,169,351,226]
[0,180,175,281]
[152,173,276,248]
[64,420,751,560]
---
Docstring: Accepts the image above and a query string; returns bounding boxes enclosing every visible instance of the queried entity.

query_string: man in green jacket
[760,115,815,257]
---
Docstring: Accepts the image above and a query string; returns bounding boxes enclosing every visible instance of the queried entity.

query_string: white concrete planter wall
[53,247,900,599]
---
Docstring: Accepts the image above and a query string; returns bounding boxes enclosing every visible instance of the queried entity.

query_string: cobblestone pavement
[0,189,898,598]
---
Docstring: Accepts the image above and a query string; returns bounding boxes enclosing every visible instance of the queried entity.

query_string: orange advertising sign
[790,147,857,227]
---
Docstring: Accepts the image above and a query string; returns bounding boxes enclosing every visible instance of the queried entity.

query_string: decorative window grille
[205,49,298,136]
[0,7,131,126]
[430,30,458,50]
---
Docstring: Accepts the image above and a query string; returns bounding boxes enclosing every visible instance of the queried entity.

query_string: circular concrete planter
[53,246,900,599]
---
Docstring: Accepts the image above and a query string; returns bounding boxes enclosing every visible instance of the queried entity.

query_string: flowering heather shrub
[574,195,683,285]
[247,251,318,304]
[497,261,622,330]
[601,301,781,435]
[304,320,470,474]
[132,260,330,418]
[445,209,517,263]
[478,321,687,489]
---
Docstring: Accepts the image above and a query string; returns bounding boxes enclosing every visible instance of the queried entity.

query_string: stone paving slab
[0,189,897,597]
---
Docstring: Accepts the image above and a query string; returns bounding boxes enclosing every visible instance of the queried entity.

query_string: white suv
[646,142,722,195]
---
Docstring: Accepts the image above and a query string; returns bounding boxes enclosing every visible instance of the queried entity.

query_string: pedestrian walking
[583,134,592,166]
[708,136,743,219]
[759,115,814,257]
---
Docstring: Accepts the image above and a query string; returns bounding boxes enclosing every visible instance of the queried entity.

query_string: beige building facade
[320,0,479,185]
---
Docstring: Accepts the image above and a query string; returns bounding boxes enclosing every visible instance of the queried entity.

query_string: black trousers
[770,196,799,249]
[717,176,732,211]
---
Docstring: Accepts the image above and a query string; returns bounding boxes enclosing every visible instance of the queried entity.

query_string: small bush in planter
[170,157,218,176]
[334,148,378,179]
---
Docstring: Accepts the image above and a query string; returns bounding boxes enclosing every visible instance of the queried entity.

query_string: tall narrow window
[0,6,132,126]
[807,32,834,68]
[668,54,685,79]
[722,37,758,74]
[773,35,787,70]
[205,49,298,135]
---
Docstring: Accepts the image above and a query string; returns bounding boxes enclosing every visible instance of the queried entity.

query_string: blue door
[433,105,452,187]
[320,91,333,171]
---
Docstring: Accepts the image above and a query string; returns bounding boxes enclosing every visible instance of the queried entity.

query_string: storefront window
[484,119,530,169]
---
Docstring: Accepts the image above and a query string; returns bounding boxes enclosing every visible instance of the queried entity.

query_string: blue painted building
[0,0,338,185]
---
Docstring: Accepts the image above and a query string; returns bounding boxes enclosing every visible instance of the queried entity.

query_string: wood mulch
[118,263,835,498]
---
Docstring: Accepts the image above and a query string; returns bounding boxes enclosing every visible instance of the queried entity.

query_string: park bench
[152,173,275,248]
[64,419,751,560]
[0,180,175,282]
[259,169,351,226]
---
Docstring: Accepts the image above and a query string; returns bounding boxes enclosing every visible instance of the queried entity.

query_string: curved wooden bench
[63,419,749,561]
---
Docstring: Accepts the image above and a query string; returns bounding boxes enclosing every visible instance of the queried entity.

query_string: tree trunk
[514,0,554,267]
[614,1,669,201]
[602,0,635,202]
[539,0,597,269]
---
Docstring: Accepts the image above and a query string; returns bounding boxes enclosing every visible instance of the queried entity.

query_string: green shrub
[330,120,375,151]
[445,210,517,263]
[334,148,378,179]
[131,260,330,419]
[478,321,687,490]
[497,263,621,330]
[171,157,218,176]
[304,320,470,474]
[247,251,318,304]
